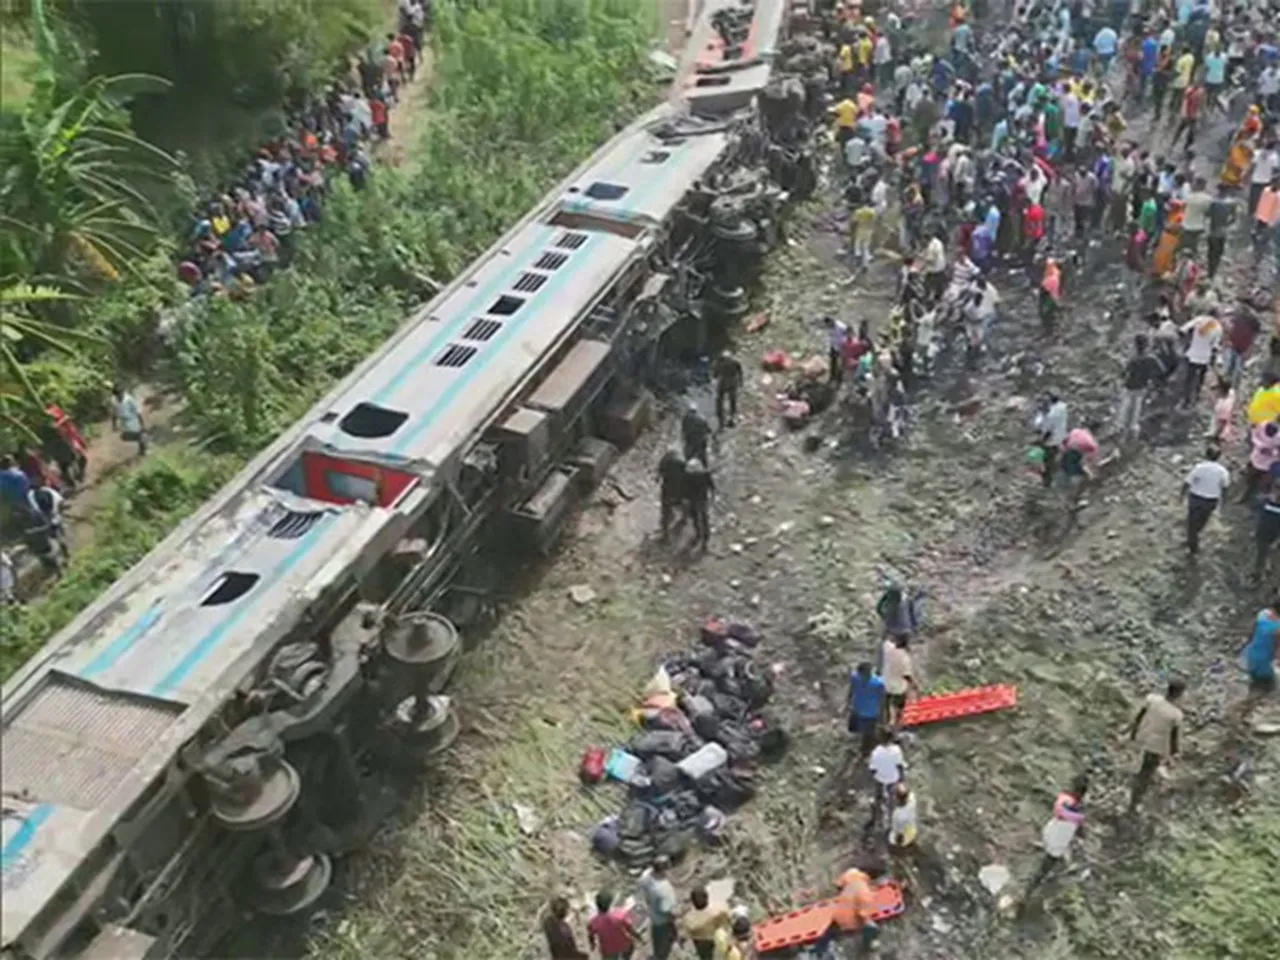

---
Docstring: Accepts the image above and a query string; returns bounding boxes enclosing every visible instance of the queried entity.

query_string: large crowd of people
[558,0,1279,955]
[175,1,430,298]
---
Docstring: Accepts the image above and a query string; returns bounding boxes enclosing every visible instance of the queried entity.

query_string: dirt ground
[311,126,1280,960]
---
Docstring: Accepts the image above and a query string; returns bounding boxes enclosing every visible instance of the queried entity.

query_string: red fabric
[1228,316,1258,354]
[587,910,634,955]
[1182,86,1203,119]
[47,405,87,456]
[579,747,606,784]
[1023,204,1045,240]
[370,99,388,126]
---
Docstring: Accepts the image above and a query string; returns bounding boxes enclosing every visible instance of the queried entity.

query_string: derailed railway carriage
[0,2,797,957]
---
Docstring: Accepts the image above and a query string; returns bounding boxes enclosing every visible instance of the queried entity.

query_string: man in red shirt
[1172,83,1203,152]
[397,31,418,79]
[586,890,636,960]
[1022,201,1046,261]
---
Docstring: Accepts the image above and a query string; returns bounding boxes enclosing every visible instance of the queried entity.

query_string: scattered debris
[512,803,540,836]
[978,864,1011,896]
[568,584,597,605]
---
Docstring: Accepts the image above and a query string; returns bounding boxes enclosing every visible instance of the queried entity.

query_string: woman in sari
[1151,200,1184,280]
[1221,132,1254,190]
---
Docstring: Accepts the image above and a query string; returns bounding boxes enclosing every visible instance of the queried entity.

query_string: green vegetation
[0,0,658,681]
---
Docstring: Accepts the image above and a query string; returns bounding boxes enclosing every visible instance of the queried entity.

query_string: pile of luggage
[584,619,788,868]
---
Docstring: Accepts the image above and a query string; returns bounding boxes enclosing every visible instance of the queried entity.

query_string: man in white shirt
[867,728,906,830]
[638,857,679,960]
[1183,447,1230,554]
[110,384,147,456]
[1180,309,1222,408]
[1249,145,1278,216]
[1037,394,1069,487]
[921,234,947,301]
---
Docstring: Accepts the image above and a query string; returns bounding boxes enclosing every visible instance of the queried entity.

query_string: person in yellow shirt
[838,42,855,92]
[851,203,877,266]
[711,915,752,960]
[1172,46,1196,94]
[831,97,859,146]
[857,32,874,70]
[681,888,730,960]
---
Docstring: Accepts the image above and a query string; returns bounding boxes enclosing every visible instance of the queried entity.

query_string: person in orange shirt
[832,862,889,949]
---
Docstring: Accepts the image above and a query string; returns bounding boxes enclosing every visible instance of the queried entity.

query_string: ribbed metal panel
[2,675,182,811]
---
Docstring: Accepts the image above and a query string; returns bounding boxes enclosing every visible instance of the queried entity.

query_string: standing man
[880,633,916,729]
[1180,176,1212,256]
[110,383,147,457]
[1171,81,1203,151]
[586,890,636,960]
[1126,679,1186,812]
[1179,309,1222,409]
[657,447,686,542]
[1183,446,1230,555]
[681,402,710,464]
[848,662,885,758]
[867,729,906,831]
[1117,334,1162,438]
[1254,487,1280,580]
[1037,393,1070,487]
[1206,185,1236,278]
[921,231,948,302]
[680,887,730,960]
[683,459,714,551]
[543,896,588,959]
[824,316,850,384]
[638,857,678,960]
[714,349,743,430]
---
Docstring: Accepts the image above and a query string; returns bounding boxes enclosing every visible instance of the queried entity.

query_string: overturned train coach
[0,2,806,957]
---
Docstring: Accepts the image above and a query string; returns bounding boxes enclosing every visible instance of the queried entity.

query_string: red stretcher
[901,684,1018,727]
[753,882,905,954]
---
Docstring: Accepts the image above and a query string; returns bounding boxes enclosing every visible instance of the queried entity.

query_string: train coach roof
[1,489,383,949]
[304,221,639,471]
[556,116,731,227]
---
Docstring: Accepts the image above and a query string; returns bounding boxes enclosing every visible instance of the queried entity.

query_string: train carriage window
[463,318,502,342]
[436,344,478,368]
[695,75,732,87]
[202,572,260,606]
[488,295,525,316]
[584,182,629,201]
[513,272,547,294]
[534,251,569,270]
[641,151,671,164]
[338,402,408,439]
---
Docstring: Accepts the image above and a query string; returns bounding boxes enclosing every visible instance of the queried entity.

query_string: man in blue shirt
[848,662,885,757]
[1140,33,1159,100]
[0,455,32,529]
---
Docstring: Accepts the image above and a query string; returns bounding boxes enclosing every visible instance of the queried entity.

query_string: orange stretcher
[753,882,905,953]
[901,684,1018,727]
